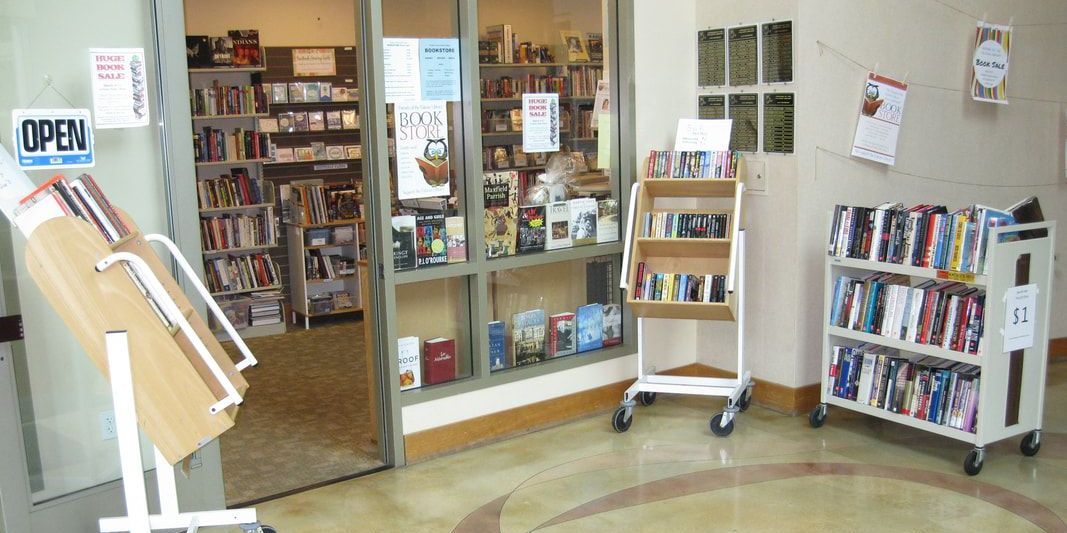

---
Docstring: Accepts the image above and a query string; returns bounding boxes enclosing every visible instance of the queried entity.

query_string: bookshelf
[188,65,282,340]
[612,152,752,436]
[810,220,1056,475]
[286,219,362,329]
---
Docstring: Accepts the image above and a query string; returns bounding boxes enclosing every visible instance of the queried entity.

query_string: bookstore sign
[12,109,95,170]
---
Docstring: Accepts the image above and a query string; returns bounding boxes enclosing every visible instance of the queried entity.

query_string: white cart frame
[810,220,1055,475]
[94,235,270,533]
[613,181,753,435]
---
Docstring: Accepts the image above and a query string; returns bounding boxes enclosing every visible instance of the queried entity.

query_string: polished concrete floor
[233,359,1066,532]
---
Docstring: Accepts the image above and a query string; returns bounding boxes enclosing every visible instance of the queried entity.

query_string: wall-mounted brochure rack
[611,167,753,436]
[809,220,1055,476]
[22,211,274,532]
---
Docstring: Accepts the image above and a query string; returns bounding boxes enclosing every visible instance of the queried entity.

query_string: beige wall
[685,0,1067,389]
[183,0,358,46]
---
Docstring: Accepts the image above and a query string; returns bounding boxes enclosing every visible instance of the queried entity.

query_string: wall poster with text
[395,100,450,200]
[851,72,908,165]
[971,21,1012,104]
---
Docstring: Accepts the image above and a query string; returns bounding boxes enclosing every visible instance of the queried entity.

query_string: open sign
[12,109,95,170]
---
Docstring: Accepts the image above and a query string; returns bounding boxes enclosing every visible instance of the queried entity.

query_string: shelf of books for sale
[811,200,1055,475]
[8,169,270,531]
[612,149,752,436]
[284,179,364,329]
[187,32,284,340]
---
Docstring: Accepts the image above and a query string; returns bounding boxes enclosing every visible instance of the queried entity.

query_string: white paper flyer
[522,93,559,153]
[971,21,1012,104]
[851,72,908,166]
[89,48,149,129]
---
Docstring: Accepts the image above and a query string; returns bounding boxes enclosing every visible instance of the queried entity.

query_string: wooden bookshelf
[210,284,283,297]
[195,157,272,168]
[188,66,267,73]
[191,113,270,121]
[641,178,738,198]
[202,244,277,255]
[199,202,275,214]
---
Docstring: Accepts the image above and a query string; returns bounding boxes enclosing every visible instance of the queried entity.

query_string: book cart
[611,168,753,436]
[809,220,1055,476]
[21,209,276,532]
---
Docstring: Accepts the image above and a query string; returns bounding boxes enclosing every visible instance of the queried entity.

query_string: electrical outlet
[100,410,116,440]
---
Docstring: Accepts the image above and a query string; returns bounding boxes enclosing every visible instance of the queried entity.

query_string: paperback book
[569,197,597,246]
[545,201,571,250]
[596,199,619,243]
[398,336,421,391]
[484,171,518,258]
[392,215,417,270]
[415,213,448,267]
[517,205,547,254]
[445,216,466,263]
[602,303,622,346]
[489,320,507,370]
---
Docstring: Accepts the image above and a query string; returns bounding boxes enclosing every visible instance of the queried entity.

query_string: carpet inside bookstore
[220,318,382,506]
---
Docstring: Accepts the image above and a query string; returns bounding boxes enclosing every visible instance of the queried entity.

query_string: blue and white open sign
[12,108,95,170]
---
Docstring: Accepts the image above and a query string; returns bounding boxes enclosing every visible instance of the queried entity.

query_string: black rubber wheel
[964,450,984,476]
[611,406,632,433]
[639,391,657,406]
[738,387,753,412]
[258,527,278,533]
[709,412,734,437]
[808,404,827,428]
[1021,431,1041,457]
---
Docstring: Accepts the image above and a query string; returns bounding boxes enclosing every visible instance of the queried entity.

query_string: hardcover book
[596,199,619,243]
[210,36,234,66]
[227,30,261,66]
[483,171,518,258]
[415,213,448,267]
[517,205,546,254]
[602,303,622,346]
[391,215,417,270]
[548,312,576,357]
[569,197,598,246]
[185,36,212,68]
[576,303,604,352]
[422,338,457,385]
[397,336,421,391]
[545,201,571,250]
[488,320,507,370]
[560,30,590,62]
[445,216,466,263]
[512,309,546,366]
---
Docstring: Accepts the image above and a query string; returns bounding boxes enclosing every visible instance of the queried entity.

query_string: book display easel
[6,167,273,531]
[612,151,753,436]
[810,214,1055,475]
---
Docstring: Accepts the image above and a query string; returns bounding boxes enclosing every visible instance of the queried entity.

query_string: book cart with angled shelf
[188,63,285,340]
[18,206,274,532]
[611,153,753,436]
[809,219,1055,476]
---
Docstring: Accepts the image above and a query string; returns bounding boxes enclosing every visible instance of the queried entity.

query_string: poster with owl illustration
[851,72,908,166]
[395,100,450,199]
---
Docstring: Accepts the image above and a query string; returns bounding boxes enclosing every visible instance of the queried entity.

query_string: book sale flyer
[89,48,149,129]
[851,72,908,166]
[395,100,450,200]
[971,21,1012,104]
[522,93,560,153]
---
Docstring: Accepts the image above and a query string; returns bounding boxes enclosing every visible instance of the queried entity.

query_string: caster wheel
[738,387,753,412]
[709,412,734,437]
[1021,431,1041,457]
[808,404,827,428]
[611,406,632,433]
[262,527,278,533]
[964,449,984,476]
[639,391,657,406]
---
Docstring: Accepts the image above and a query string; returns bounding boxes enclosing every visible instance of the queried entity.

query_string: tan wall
[183,0,358,46]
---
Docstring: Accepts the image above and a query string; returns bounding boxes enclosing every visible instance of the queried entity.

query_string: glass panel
[396,277,473,389]
[383,0,470,272]
[478,0,616,260]
[0,0,165,502]
[488,254,621,371]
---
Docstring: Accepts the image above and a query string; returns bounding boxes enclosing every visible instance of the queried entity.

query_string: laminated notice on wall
[851,72,908,165]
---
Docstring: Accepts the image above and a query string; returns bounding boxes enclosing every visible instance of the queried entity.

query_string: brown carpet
[221,317,383,506]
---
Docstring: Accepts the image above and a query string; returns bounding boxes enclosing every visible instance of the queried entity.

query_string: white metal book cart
[21,211,277,533]
[612,174,752,436]
[809,220,1055,476]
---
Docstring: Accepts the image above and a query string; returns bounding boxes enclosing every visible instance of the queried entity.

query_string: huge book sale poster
[727,25,758,86]
[851,72,908,166]
[763,92,794,153]
[697,29,726,87]
[698,94,726,120]
[522,93,560,153]
[727,93,758,152]
[89,48,149,129]
[761,21,793,84]
[395,100,450,200]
